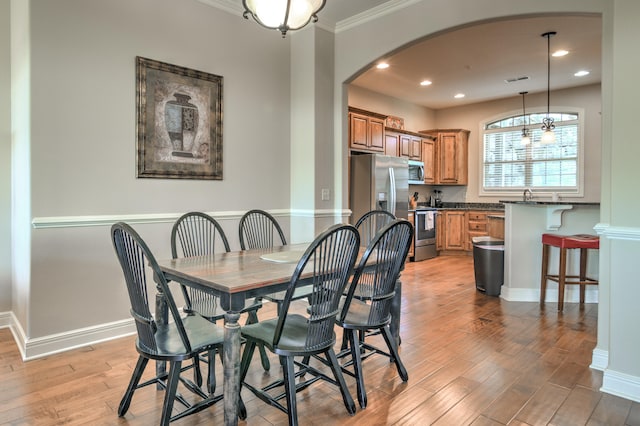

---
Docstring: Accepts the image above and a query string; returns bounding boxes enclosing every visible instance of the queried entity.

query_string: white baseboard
[590,348,608,371]
[602,369,640,403]
[0,311,136,361]
[500,286,598,303]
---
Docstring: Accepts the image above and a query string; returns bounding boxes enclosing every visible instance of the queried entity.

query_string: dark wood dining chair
[336,219,413,409]
[111,222,224,426]
[171,212,269,381]
[354,209,396,246]
[238,209,287,250]
[237,223,360,426]
[238,209,312,316]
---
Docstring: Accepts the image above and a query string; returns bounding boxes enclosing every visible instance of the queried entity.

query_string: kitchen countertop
[500,200,600,206]
[412,202,505,212]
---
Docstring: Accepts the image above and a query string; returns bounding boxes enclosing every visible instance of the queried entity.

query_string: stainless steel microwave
[408,160,425,184]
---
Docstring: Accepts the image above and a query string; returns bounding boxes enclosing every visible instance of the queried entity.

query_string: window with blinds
[482,112,580,193]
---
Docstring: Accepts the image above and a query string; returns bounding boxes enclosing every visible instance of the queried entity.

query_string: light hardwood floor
[1,256,639,425]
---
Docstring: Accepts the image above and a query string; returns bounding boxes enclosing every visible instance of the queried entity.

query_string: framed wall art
[136,56,223,179]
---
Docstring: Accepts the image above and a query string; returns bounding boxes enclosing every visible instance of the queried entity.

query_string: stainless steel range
[413,208,437,261]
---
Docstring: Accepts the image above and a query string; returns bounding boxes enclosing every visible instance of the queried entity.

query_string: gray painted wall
[0,0,11,312]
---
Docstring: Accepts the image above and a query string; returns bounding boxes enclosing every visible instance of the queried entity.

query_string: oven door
[414,209,436,247]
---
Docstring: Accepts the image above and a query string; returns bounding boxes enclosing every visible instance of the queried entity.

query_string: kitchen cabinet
[349,107,386,153]
[421,137,436,184]
[437,210,466,252]
[385,129,422,160]
[488,215,505,240]
[420,129,470,185]
[466,211,489,251]
[436,211,444,251]
[400,133,422,160]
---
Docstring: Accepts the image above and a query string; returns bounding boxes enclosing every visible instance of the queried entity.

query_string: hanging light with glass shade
[540,31,556,144]
[242,0,326,37]
[519,91,530,145]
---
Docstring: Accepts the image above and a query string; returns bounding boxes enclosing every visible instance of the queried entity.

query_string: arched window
[481,110,582,195]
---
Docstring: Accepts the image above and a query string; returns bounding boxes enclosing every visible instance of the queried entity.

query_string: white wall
[0,0,11,313]
[14,0,293,340]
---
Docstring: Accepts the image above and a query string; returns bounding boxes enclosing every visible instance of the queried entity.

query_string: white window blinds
[482,113,579,191]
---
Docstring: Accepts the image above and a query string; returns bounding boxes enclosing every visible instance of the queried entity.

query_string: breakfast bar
[499,200,601,303]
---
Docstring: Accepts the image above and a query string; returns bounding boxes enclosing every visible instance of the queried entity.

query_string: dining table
[155,242,403,426]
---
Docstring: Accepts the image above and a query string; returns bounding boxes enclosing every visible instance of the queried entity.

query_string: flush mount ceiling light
[519,91,530,145]
[541,31,556,144]
[420,80,432,86]
[454,93,465,99]
[575,70,590,77]
[242,0,326,37]
[376,63,390,70]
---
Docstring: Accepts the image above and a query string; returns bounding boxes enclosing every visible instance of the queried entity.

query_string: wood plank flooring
[1,255,639,425]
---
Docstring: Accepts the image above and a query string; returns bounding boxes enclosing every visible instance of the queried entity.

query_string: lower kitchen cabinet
[438,210,466,252]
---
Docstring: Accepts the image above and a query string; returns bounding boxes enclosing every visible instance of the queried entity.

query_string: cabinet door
[385,133,399,156]
[436,212,444,251]
[399,134,411,158]
[369,117,385,151]
[422,138,436,184]
[349,113,369,150]
[410,136,422,160]
[445,211,466,250]
[438,132,459,183]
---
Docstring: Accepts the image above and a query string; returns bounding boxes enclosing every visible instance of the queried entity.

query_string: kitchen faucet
[523,188,533,201]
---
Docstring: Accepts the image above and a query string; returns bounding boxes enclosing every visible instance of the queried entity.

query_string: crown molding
[195,0,420,34]
[335,0,421,33]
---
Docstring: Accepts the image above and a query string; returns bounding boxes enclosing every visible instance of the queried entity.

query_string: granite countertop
[500,200,600,206]
[412,202,505,211]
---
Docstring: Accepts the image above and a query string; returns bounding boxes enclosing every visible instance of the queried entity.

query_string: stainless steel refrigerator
[350,154,409,223]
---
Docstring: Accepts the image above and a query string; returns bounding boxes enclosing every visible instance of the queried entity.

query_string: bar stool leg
[579,248,588,304]
[540,243,549,305]
[558,247,567,312]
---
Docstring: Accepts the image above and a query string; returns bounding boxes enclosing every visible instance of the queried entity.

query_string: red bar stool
[540,233,599,311]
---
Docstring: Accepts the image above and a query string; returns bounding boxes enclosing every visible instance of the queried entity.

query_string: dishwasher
[413,208,437,261]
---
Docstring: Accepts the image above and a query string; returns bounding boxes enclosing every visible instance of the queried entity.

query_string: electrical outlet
[321,188,330,201]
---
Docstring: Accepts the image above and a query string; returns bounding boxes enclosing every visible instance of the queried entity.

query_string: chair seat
[241,314,335,356]
[339,298,391,330]
[542,233,599,249]
[148,315,225,359]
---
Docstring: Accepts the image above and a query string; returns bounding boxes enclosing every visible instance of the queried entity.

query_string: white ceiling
[202,1,602,110]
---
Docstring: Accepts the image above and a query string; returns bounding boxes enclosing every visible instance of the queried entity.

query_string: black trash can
[472,236,504,296]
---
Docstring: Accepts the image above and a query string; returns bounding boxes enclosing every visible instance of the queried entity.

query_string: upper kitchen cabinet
[420,129,470,185]
[385,129,422,160]
[421,136,436,184]
[349,107,386,153]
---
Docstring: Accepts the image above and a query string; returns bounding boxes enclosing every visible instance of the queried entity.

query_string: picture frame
[385,115,404,130]
[136,56,223,180]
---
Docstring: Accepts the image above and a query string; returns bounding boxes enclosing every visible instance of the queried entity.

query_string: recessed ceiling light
[552,49,569,57]
[376,63,389,69]
[454,93,465,99]
[574,70,590,77]
[420,80,432,86]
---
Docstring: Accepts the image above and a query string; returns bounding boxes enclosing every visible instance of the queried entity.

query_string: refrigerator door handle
[389,167,396,216]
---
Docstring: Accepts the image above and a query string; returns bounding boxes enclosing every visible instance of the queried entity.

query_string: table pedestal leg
[223,312,241,426]
[390,280,402,349]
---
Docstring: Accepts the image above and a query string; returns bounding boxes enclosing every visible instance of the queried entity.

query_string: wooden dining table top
[156,243,311,295]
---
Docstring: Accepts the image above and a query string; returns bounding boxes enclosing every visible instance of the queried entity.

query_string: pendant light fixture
[540,31,556,144]
[519,91,530,145]
[242,0,326,37]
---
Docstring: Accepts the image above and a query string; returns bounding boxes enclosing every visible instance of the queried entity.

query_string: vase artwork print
[136,57,223,180]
